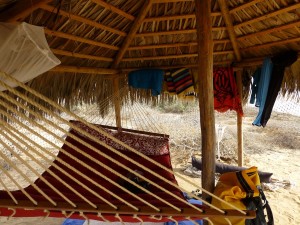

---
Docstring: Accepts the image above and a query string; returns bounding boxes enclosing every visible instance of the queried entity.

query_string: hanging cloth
[128,69,164,96]
[252,58,273,126]
[213,67,243,116]
[165,68,194,97]
[249,68,261,105]
[260,50,298,127]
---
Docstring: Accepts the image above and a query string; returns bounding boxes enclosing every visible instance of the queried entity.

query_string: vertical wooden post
[113,76,122,129]
[195,0,216,196]
[236,70,243,166]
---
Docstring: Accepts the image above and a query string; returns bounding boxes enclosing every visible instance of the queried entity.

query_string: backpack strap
[259,187,274,225]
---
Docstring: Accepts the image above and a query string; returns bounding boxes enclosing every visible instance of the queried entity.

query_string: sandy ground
[0,104,299,225]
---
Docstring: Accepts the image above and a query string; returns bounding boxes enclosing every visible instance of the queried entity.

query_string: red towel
[213,67,243,116]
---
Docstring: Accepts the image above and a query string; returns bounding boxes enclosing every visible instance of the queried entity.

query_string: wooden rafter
[111,0,153,69]
[152,0,193,3]
[237,20,300,41]
[218,0,241,61]
[90,0,135,21]
[143,12,221,22]
[51,49,113,62]
[0,0,51,22]
[51,66,119,74]
[40,4,126,36]
[134,27,226,37]
[241,36,300,52]
[44,29,119,51]
[234,2,300,29]
[122,51,233,61]
[229,0,265,14]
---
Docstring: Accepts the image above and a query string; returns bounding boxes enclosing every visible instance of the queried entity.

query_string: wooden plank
[0,0,51,22]
[135,27,226,37]
[195,0,216,196]
[91,0,135,21]
[51,66,119,74]
[235,2,300,29]
[51,49,113,62]
[111,0,153,69]
[41,4,126,36]
[44,29,119,51]
[237,20,300,41]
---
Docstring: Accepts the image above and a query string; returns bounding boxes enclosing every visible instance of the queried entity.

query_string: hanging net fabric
[0,22,60,91]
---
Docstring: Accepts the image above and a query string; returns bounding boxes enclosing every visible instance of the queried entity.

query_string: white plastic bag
[0,22,60,91]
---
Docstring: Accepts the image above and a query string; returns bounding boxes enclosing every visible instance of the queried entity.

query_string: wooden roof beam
[44,29,119,51]
[111,0,153,69]
[90,0,135,21]
[237,20,300,41]
[51,66,119,74]
[122,51,233,61]
[241,36,300,52]
[51,49,113,62]
[134,27,226,37]
[218,0,241,61]
[234,2,300,29]
[229,0,265,14]
[143,12,221,22]
[0,0,51,22]
[127,41,232,50]
[40,4,126,36]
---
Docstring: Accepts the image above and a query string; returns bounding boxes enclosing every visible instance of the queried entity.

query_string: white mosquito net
[0,22,60,91]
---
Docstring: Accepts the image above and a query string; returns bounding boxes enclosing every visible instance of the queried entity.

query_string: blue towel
[62,219,85,225]
[128,69,164,96]
[250,68,261,105]
[252,58,273,126]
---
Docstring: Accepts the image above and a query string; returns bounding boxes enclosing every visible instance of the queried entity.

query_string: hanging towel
[213,67,244,116]
[128,69,164,96]
[260,50,298,127]
[165,68,195,99]
[252,58,273,126]
[249,68,261,105]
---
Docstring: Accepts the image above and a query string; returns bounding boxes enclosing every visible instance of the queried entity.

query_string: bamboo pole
[219,0,244,166]
[195,0,216,196]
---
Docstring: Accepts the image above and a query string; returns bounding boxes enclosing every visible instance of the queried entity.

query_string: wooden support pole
[113,76,122,129]
[219,0,244,166]
[195,0,216,197]
[236,70,243,166]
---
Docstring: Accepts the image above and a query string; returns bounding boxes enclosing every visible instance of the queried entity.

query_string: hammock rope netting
[0,72,255,224]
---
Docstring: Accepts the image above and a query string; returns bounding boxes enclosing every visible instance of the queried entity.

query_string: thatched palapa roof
[1,0,300,105]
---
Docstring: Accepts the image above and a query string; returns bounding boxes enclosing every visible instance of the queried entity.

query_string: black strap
[259,188,274,225]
